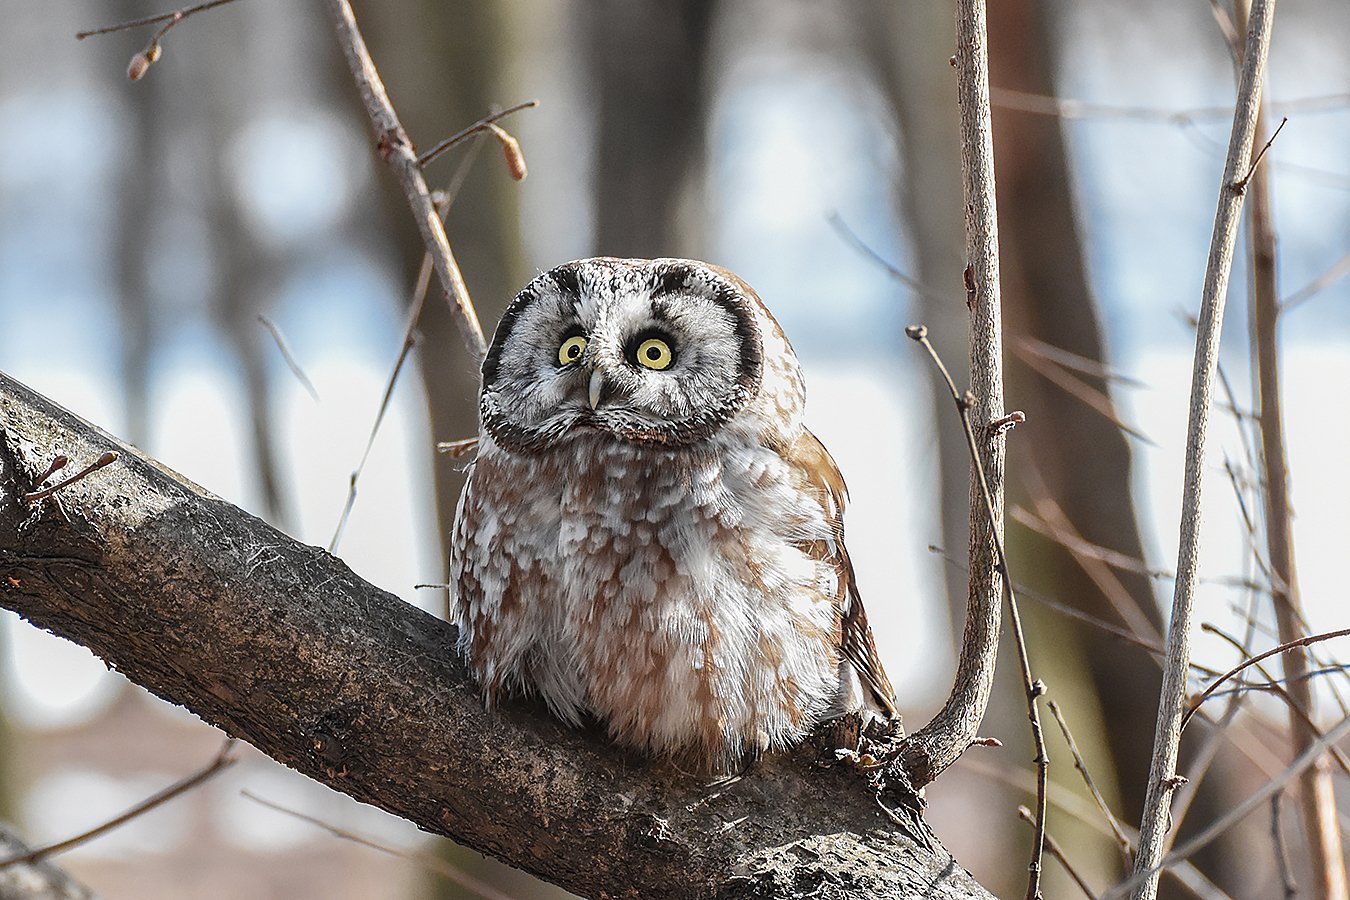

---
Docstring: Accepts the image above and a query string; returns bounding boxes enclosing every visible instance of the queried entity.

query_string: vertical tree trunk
[583,0,716,258]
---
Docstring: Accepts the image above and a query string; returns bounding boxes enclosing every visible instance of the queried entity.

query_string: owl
[449,257,897,773]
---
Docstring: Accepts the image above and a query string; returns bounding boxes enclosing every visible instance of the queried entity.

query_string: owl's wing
[785,429,899,719]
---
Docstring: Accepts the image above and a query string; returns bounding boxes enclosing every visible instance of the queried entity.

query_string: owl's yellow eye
[635,338,673,370]
[558,334,588,366]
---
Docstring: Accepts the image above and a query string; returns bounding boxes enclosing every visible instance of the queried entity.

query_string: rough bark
[0,370,992,900]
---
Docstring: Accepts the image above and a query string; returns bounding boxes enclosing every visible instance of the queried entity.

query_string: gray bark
[0,371,992,900]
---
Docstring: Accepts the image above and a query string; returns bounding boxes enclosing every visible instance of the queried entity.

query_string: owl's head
[479,258,805,453]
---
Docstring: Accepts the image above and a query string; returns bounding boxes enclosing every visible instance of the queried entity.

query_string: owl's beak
[588,369,605,410]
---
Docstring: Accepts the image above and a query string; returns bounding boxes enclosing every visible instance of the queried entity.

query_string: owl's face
[481,258,791,453]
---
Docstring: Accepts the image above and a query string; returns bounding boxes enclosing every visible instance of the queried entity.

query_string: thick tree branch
[0,370,992,900]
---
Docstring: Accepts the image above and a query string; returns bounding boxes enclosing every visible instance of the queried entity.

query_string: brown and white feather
[449,258,898,772]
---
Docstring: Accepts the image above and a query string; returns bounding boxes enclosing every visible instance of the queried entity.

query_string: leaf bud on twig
[127,41,161,81]
[485,123,527,181]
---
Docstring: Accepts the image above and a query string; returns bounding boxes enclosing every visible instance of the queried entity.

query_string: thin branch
[1242,15,1346,889]
[416,101,539,168]
[1130,3,1278,898]
[76,0,243,81]
[0,741,237,869]
[258,315,320,403]
[1234,116,1286,189]
[1009,505,1169,579]
[989,87,1350,123]
[1017,464,1165,647]
[1008,339,1154,444]
[1010,336,1149,388]
[903,328,1046,900]
[1282,249,1350,312]
[1018,807,1100,900]
[827,213,947,304]
[75,0,240,38]
[1270,793,1298,900]
[1181,627,1350,732]
[1114,714,1350,900]
[330,139,486,553]
[23,451,118,504]
[242,791,517,900]
[320,0,486,363]
[888,0,1016,835]
[1199,624,1350,778]
[932,544,1174,662]
[1049,701,1133,869]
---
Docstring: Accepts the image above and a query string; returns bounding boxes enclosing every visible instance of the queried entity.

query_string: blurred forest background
[1,0,1349,898]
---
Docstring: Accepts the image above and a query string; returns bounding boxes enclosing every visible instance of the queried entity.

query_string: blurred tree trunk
[583,0,716,258]
[352,0,525,564]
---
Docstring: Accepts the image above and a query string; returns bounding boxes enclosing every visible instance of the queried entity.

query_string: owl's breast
[453,430,847,770]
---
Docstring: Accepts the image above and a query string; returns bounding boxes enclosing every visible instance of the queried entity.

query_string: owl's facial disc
[480,259,764,453]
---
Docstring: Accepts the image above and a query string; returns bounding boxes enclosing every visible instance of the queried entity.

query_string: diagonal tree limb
[0,369,992,900]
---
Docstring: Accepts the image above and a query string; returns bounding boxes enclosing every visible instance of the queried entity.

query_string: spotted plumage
[450,257,896,772]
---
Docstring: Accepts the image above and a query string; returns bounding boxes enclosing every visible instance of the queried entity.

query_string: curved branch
[894,0,1011,797]
[0,370,991,900]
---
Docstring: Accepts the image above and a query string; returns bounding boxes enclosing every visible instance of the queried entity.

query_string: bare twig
[1017,806,1101,900]
[931,544,1168,659]
[23,451,118,504]
[76,0,240,38]
[76,0,243,81]
[1182,628,1350,730]
[32,455,69,487]
[259,315,320,403]
[1010,336,1148,388]
[1198,624,1350,777]
[241,791,517,900]
[1130,3,1278,898]
[903,328,1046,900]
[1008,339,1153,444]
[889,0,1015,823]
[1049,701,1133,869]
[1235,116,1286,189]
[989,87,1349,124]
[330,139,485,553]
[416,101,539,168]
[1270,792,1299,900]
[1282,249,1350,313]
[1017,465,1165,647]
[1114,714,1350,900]
[320,0,486,363]
[0,741,236,869]
[962,756,1234,900]
[827,213,946,304]
[946,17,1026,884]
[1241,12,1346,888]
